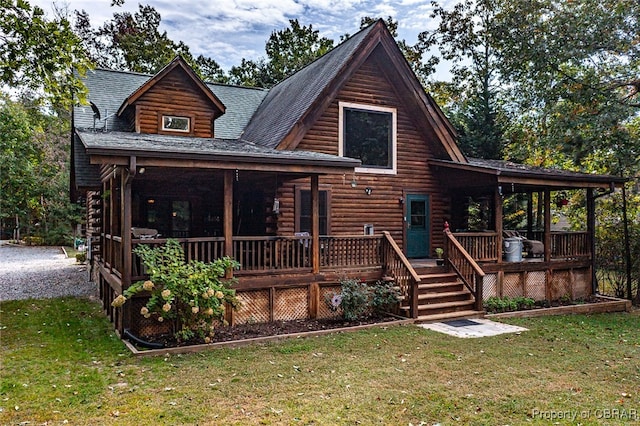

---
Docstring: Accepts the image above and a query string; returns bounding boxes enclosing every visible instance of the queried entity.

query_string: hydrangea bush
[112,239,240,342]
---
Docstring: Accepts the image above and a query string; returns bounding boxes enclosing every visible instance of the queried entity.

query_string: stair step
[418,272,459,283]
[418,300,475,310]
[418,290,473,302]
[415,310,484,324]
[418,281,464,292]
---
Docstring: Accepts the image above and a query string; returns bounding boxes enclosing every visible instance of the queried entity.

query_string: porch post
[223,170,234,258]
[311,174,320,274]
[494,188,503,263]
[121,158,134,291]
[543,189,551,262]
[586,188,596,293]
[526,193,534,237]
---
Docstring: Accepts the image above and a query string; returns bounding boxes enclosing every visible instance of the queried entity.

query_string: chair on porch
[131,227,159,239]
[503,230,544,258]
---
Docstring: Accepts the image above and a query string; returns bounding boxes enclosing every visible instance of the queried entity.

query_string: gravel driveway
[0,241,98,301]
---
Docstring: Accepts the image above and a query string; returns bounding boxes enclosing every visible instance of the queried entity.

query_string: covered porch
[432,158,626,303]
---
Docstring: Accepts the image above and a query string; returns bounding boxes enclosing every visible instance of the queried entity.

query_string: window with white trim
[339,102,397,174]
[161,115,190,132]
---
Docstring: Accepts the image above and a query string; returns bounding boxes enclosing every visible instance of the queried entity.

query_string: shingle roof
[430,157,626,186]
[76,130,360,169]
[73,69,267,139]
[240,22,377,148]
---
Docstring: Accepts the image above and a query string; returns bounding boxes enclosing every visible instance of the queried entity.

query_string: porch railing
[233,236,311,271]
[381,231,420,318]
[320,235,383,268]
[131,237,225,279]
[452,230,591,262]
[131,234,384,275]
[445,230,485,311]
[451,232,499,262]
[103,234,123,279]
[551,231,589,259]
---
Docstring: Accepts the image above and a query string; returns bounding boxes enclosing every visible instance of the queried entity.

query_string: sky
[31,0,454,76]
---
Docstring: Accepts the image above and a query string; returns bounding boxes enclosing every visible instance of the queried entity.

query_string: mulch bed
[133,314,401,349]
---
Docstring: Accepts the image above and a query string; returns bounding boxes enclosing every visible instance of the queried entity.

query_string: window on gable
[161,115,190,132]
[339,102,397,174]
[295,188,330,235]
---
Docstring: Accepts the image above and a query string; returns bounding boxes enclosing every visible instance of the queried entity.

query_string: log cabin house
[71,20,625,339]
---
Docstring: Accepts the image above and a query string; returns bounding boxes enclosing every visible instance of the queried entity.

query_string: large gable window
[339,102,397,174]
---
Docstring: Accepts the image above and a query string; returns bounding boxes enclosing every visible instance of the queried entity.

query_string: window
[161,115,190,132]
[296,189,330,235]
[339,102,397,174]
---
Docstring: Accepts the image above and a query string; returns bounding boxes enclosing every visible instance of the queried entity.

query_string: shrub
[112,239,240,343]
[326,278,400,321]
[483,296,535,313]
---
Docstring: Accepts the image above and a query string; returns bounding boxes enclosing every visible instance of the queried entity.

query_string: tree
[229,19,334,88]
[74,4,227,82]
[0,0,92,109]
[418,0,507,159]
[494,0,640,170]
[0,96,81,243]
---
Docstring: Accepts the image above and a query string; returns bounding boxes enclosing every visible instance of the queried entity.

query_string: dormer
[117,56,225,138]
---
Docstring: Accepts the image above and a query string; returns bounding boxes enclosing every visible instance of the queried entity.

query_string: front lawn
[1,298,638,425]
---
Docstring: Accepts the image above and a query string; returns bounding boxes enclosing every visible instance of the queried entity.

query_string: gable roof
[116,56,226,118]
[74,69,267,138]
[240,19,466,162]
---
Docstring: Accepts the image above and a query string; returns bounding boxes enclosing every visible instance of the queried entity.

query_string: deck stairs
[401,263,484,323]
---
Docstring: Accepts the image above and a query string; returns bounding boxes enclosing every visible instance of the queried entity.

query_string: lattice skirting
[482,267,592,302]
[234,290,270,324]
[318,285,342,319]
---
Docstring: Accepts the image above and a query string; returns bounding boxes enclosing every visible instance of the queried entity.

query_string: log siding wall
[134,68,218,138]
[278,57,449,253]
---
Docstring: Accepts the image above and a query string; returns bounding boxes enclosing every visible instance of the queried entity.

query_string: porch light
[365,187,372,195]
[350,177,357,188]
[147,199,155,204]
[138,167,146,174]
[272,198,280,214]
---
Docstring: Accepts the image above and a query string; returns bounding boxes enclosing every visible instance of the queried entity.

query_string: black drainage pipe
[123,328,165,349]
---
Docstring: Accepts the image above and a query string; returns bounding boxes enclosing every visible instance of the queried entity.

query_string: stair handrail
[444,228,485,311]
[381,231,421,318]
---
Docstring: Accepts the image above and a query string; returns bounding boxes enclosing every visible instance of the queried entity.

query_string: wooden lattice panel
[525,271,547,300]
[550,270,572,301]
[503,273,524,298]
[482,274,498,300]
[318,285,342,319]
[234,290,270,324]
[128,297,173,338]
[274,287,309,321]
[573,269,591,299]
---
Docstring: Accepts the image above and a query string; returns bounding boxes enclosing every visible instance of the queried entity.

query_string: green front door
[406,194,430,258]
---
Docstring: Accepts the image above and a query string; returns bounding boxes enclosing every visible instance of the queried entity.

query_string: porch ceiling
[77,130,360,175]
[430,158,626,192]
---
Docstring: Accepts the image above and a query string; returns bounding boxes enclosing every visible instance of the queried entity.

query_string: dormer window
[161,115,190,133]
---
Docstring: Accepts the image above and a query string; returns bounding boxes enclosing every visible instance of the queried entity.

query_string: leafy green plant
[326,278,400,321]
[434,247,444,258]
[483,296,535,313]
[112,239,240,342]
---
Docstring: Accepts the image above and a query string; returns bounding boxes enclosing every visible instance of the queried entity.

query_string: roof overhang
[76,130,360,175]
[430,158,626,192]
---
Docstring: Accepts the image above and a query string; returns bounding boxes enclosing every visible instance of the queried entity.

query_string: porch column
[494,188,503,263]
[223,170,234,258]
[120,161,133,333]
[526,193,534,236]
[121,159,134,291]
[311,174,320,274]
[543,189,551,262]
[586,188,596,293]
[108,172,115,274]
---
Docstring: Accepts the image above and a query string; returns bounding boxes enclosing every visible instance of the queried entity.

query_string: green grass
[1,298,639,425]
